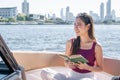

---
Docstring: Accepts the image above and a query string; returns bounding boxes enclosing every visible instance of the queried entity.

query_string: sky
[0,0,120,17]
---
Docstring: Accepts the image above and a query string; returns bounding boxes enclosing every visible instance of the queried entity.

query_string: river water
[0,24,120,59]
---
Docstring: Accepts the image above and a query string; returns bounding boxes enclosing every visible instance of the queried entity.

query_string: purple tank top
[72,41,96,73]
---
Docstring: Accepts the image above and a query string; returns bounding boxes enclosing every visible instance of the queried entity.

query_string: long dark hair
[71,13,95,55]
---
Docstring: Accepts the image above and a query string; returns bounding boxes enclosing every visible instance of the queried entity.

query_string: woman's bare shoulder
[66,38,75,45]
[66,39,72,48]
[95,41,102,51]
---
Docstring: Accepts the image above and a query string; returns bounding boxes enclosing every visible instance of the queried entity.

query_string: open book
[59,54,89,63]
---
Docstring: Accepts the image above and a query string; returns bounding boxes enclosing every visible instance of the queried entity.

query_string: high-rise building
[89,11,99,23]
[105,0,112,21]
[52,13,56,21]
[22,0,29,16]
[65,6,75,23]
[100,2,104,21]
[47,14,50,19]
[111,9,116,21]
[107,0,111,16]
[66,6,70,22]
[60,8,64,20]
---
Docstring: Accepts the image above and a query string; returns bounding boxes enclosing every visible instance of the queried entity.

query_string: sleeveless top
[71,39,96,73]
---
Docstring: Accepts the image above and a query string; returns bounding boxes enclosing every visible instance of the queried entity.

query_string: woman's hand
[77,62,90,70]
[64,60,77,69]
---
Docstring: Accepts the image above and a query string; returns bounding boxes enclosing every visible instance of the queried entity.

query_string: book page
[59,54,89,63]
[70,55,89,63]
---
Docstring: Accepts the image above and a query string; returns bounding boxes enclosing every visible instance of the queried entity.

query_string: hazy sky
[0,0,120,17]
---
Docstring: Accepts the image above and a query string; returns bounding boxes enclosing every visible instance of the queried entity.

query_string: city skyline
[0,0,120,17]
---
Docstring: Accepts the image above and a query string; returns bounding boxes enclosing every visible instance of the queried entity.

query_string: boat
[0,35,120,80]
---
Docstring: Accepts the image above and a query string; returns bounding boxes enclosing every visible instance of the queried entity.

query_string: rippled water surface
[0,25,120,59]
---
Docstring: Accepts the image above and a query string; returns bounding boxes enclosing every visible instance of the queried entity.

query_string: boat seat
[25,66,113,80]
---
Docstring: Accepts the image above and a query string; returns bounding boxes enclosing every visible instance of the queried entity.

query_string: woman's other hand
[64,60,77,69]
[77,62,90,70]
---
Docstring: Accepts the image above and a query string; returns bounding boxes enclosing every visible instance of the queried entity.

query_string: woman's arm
[88,43,103,72]
[65,40,72,56]
[64,40,77,69]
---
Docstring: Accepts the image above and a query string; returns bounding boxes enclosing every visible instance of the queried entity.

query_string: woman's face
[74,17,89,36]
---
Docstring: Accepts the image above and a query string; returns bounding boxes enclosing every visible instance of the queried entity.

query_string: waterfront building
[0,7,17,18]
[29,14,45,20]
[28,14,45,24]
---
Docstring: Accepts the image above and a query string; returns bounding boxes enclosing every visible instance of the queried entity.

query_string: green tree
[45,19,53,23]
[17,14,26,21]
[55,18,65,24]
[8,18,16,22]
[0,18,8,22]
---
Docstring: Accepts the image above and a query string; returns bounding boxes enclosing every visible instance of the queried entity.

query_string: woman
[64,13,103,80]
[40,13,103,80]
